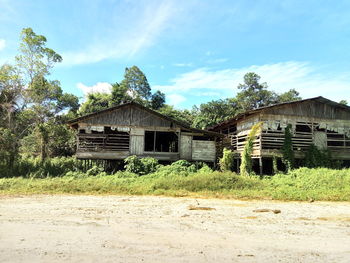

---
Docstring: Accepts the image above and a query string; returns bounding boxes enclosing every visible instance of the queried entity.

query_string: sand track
[0,195,349,262]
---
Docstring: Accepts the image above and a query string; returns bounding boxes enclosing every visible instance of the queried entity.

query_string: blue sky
[1,0,350,109]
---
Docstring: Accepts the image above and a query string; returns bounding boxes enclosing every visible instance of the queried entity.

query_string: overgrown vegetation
[282,124,294,172]
[240,122,262,176]
[219,148,234,172]
[1,163,349,201]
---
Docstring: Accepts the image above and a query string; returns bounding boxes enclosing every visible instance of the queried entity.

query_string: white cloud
[154,61,350,104]
[173,62,193,67]
[77,82,112,97]
[62,1,176,66]
[0,39,6,51]
[166,93,186,107]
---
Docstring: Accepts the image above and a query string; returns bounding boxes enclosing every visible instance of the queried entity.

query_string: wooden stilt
[259,157,263,175]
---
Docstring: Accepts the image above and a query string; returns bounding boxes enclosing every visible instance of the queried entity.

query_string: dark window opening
[91,130,103,134]
[296,124,311,133]
[79,129,86,134]
[144,131,178,152]
[144,131,155,151]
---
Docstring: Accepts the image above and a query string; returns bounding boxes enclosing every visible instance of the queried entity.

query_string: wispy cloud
[77,82,112,97]
[154,61,350,107]
[0,39,6,51]
[62,1,176,66]
[173,62,193,67]
[166,93,186,107]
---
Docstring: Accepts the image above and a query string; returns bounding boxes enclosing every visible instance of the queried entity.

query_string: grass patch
[1,167,350,201]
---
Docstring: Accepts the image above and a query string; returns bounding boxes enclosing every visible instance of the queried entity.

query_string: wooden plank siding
[69,103,221,162]
[192,140,216,161]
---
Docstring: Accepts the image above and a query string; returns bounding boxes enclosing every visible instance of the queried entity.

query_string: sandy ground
[0,195,350,263]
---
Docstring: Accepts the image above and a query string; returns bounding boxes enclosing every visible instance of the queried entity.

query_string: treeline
[0,28,301,175]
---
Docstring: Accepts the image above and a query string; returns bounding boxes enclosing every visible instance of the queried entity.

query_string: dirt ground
[0,195,349,263]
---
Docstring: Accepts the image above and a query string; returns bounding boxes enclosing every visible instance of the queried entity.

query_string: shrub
[219,148,234,172]
[124,156,159,175]
[282,124,294,172]
[304,145,336,168]
[240,122,262,176]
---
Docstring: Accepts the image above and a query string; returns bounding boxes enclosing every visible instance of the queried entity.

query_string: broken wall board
[192,140,216,161]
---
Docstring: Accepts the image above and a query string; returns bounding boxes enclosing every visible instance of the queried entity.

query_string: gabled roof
[209,96,350,130]
[68,101,223,137]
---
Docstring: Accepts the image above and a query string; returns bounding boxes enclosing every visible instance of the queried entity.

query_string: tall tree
[0,64,23,168]
[79,93,111,115]
[15,28,78,160]
[120,66,151,101]
[277,89,301,103]
[192,98,237,129]
[150,90,165,110]
[236,72,277,111]
[110,82,131,106]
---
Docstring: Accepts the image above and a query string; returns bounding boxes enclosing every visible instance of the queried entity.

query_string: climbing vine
[282,124,294,172]
[240,122,262,176]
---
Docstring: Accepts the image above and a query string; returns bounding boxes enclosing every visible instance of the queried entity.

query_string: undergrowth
[1,165,350,201]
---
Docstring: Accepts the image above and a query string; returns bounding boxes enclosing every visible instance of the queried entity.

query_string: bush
[0,156,82,178]
[304,145,336,168]
[124,155,159,175]
[219,148,234,172]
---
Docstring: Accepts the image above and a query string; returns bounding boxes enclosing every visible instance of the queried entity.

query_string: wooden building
[209,97,350,173]
[68,102,222,163]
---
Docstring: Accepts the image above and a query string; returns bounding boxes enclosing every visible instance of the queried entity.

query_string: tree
[157,105,193,125]
[79,93,111,115]
[0,64,23,168]
[150,90,165,110]
[110,82,131,106]
[15,28,78,160]
[120,66,151,101]
[192,98,237,129]
[277,89,301,103]
[236,72,277,111]
[339,100,348,105]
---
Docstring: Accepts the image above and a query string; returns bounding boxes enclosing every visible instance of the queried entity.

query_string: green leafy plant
[282,124,294,172]
[219,148,234,172]
[240,122,262,176]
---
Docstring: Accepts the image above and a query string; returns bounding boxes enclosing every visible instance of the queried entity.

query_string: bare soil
[0,195,350,263]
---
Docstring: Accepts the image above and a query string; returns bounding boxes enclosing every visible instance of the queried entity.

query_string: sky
[1,0,350,109]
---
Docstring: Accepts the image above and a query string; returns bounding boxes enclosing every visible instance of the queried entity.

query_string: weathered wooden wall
[263,100,350,120]
[80,104,178,128]
[192,140,216,161]
[180,135,192,160]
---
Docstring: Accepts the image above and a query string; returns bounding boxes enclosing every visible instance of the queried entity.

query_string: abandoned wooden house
[68,102,222,164]
[209,96,350,174]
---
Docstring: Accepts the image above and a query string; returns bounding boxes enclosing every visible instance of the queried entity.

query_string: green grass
[1,167,350,201]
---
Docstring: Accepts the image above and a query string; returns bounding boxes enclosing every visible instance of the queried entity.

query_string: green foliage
[78,92,111,115]
[269,168,350,201]
[272,155,279,175]
[124,156,159,175]
[150,90,165,110]
[282,124,294,172]
[157,105,193,125]
[120,66,151,101]
[191,98,237,129]
[236,72,302,112]
[0,156,82,178]
[1,166,350,201]
[240,122,262,176]
[110,82,131,106]
[219,148,234,172]
[304,144,337,168]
